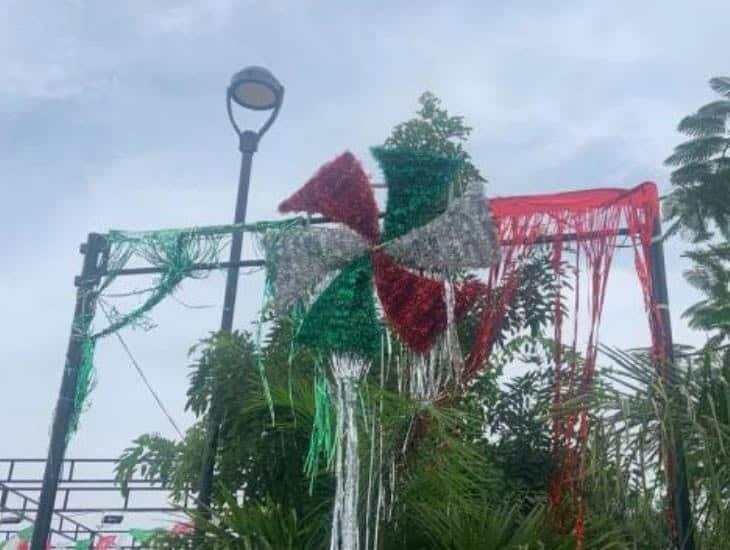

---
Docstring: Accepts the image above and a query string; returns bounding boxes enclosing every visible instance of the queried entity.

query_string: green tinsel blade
[372,146,463,242]
[296,256,380,360]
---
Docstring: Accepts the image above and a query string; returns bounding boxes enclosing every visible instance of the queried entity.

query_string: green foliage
[664,84,730,539]
[591,345,730,548]
[664,77,730,242]
[191,493,324,550]
[115,429,204,501]
[682,243,730,346]
[381,401,500,548]
[482,368,553,495]
[665,77,730,352]
[384,91,486,193]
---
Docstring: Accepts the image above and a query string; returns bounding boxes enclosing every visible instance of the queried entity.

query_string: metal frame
[0,482,96,545]
[32,235,108,550]
[28,205,693,548]
[649,221,694,549]
[2,458,189,548]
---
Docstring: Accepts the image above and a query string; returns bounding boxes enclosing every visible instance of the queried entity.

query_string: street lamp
[197,66,284,519]
[220,66,284,330]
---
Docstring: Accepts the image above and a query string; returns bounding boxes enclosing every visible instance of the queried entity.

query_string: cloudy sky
[1,0,727,465]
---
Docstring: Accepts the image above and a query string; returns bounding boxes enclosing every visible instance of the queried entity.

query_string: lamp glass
[232,81,278,110]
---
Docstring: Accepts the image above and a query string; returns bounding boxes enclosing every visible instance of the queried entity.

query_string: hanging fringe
[444,277,465,387]
[69,335,97,437]
[330,355,369,550]
[305,362,335,489]
[464,181,662,545]
[254,278,275,425]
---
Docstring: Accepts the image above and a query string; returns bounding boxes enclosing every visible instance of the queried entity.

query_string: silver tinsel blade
[384,182,501,272]
[263,226,370,313]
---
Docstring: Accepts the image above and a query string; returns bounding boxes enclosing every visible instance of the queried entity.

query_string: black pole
[31,234,107,550]
[649,219,695,550]
[196,130,258,519]
[220,130,258,332]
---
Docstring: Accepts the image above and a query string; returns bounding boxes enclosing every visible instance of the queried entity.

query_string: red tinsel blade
[279,152,380,243]
[373,251,483,353]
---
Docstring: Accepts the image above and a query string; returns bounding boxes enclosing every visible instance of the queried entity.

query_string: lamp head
[229,66,283,111]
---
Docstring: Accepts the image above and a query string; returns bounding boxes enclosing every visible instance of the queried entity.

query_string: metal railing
[0,458,190,547]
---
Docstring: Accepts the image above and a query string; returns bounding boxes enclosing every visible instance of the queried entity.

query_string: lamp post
[196,66,284,520]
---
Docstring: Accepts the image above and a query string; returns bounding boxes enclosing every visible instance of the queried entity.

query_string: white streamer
[330,355,369,550]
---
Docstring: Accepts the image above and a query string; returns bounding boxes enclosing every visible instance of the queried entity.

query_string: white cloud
[127,0,236,36]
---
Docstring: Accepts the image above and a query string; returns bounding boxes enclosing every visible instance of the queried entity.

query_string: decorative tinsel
[268,146,501,550]
[70,336,97,436]
[371,146,458,241]
[67,220,297,436]
[385,182,500,273]
[329,355,370,550]
[373,252,484,353]
[295,256,381,360]
[279,152,380,243]
[465,181,663,547]
[304,362,336,487]
[262,225,370,314]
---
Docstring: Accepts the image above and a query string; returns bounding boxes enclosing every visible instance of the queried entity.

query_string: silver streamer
[262,226,370,313]
[395,344,451,402]
[384,182,501,272]
[444,278,465,387]
[330,354,370,550]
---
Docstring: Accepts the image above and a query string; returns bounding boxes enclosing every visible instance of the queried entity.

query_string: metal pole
[196,130,259,518]
[220,130,258,332]
[649,219,695,550]
[31,233,107,550]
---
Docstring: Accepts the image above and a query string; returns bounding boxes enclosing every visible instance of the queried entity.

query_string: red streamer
[464,182,662,545]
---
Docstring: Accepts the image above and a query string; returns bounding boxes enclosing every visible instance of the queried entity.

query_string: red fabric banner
[465,181,663,546]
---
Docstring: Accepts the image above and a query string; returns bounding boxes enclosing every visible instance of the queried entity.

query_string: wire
[98,302,185,439]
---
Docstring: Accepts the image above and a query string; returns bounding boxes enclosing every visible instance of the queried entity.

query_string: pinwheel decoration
[263,147,500,550]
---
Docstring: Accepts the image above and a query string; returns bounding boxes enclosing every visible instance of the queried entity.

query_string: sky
[1,0,728,473]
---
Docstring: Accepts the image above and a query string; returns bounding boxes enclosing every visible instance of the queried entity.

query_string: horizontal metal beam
[109,259,264,277]
[103,228,633,277]
[7,486,176,492]
[3,478,171,485]
[0,459,117,464]
[2,507,178,514]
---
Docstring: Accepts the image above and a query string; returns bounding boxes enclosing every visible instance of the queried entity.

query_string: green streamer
[67,218,302,438]
[69,335,97,437]
[286,302,307,425]
[254,276,275,425]
[304,362,335,490]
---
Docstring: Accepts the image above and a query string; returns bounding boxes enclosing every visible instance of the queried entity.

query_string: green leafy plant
[664,77,730,243]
